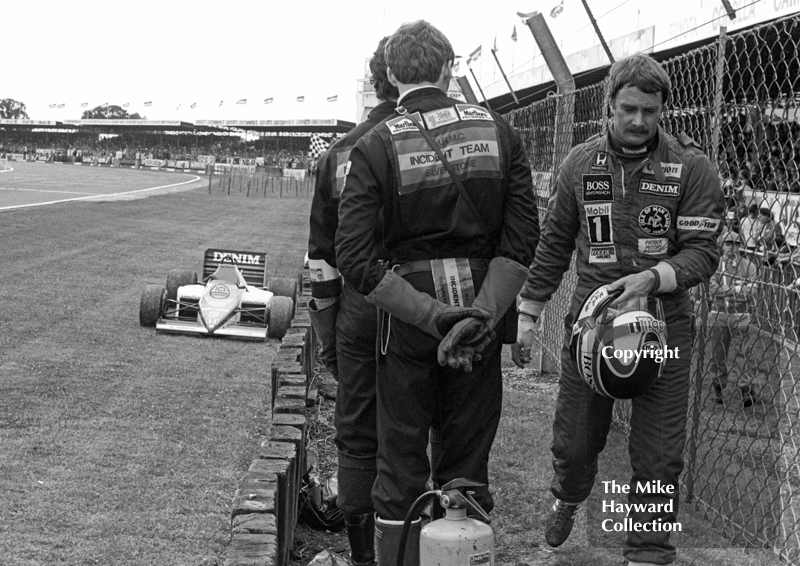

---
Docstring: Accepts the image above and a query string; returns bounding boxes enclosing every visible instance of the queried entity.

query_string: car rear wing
[202,249,268,288]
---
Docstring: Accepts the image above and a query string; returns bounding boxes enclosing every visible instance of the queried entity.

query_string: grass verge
[0,189,310,566]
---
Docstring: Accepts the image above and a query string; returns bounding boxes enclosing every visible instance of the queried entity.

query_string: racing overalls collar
[395,87,449,109]
[607,125,659,159]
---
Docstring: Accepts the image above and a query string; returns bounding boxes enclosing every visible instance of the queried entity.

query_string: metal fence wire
[504,14,800,563]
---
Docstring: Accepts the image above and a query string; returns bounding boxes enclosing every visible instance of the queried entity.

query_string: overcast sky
[6,0,614,122]
[6,1,790,123]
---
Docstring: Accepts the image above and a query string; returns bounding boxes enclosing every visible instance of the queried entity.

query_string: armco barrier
[224,269,317,566]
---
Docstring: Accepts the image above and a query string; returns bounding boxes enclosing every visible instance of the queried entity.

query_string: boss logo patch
[639,179,680,197]
[582,174,613,202]
[638,205,671,236]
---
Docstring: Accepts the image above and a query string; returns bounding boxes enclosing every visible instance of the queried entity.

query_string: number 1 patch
[584,203,614,246]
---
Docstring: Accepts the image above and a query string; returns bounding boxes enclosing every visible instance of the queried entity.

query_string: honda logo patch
[591,152,609,171]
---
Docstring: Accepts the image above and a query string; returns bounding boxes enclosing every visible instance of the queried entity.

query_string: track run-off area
[0,161,205,211]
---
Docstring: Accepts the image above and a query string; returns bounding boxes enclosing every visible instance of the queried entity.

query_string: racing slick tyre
[266,277,298,301]
[166,269,197,302]
[268,296,294,340]
[140,285,166,327]
[265,277,298,315]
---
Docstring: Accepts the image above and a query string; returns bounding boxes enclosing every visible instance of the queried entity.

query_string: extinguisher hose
[396,489,439,566]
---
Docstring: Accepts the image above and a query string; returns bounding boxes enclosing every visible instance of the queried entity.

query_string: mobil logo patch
[638,205,671,236]
[639,179,680,197]
[582,174,613,202]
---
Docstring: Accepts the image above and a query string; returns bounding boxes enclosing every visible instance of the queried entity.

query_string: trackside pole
[468,67,492,110]
[456,76,480,105]
[490,48,520,106]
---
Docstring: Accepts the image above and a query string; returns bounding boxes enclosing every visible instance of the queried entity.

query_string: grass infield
[0,179,783,566]
[0,188,309,566]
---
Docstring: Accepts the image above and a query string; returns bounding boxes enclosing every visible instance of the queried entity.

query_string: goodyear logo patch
[644,162,683,178]
[639,179,680,197]
[638,238,669,255]
[392,122,501,194]
[456,104,493,122]
[638,205,671,236]
[582,174,613,202]
[589,246,617,263]
[423,107,460,130]
[677,216,720,232]
[386,114,421,136]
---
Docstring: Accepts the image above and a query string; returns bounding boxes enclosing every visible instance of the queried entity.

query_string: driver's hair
[385,20,454,85]
[370,36,400,102]
[606,54,671,106]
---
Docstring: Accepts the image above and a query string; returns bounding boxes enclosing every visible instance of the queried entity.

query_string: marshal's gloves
[511,313,540,368]
[365,270,488,339]
[308,296,340,380]
[437,257,529,371]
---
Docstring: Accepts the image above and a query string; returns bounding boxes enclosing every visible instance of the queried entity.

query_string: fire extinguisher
[396,478,494,566]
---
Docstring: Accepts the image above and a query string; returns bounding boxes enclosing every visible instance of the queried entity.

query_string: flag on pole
[511,25,517,42]
[264,97,273,104]
[81,102,88,107]
[467,45,482,65]
[297,95,305,102]
[326,95,338,102]
[236,99,246,104]
[190,102,196,109]
[309,134,329,160]
[144,101,152,107]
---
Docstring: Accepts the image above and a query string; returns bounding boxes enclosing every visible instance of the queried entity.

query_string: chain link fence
[504,14,800,563]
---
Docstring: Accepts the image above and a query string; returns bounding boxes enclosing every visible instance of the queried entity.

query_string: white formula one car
[139,248,298,340]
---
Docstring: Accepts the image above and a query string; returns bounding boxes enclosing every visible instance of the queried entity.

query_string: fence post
[710,26,728,168]
[778,337,800,562]
[685,285,708,503]
[522,11,575,375]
